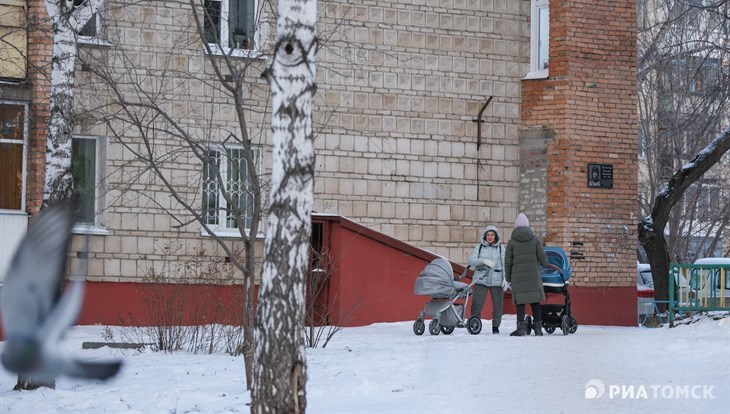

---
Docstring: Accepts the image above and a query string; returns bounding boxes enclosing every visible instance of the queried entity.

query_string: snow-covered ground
[1,314,729,414]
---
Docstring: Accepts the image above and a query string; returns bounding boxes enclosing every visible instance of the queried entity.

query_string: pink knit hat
[514,213,529,228]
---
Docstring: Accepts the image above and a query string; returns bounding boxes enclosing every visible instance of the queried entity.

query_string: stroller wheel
[440,325,455,335]
[467,316,482,335]
[561,315,570,335]
[568,316,578,334]
[428,320,440,335]
[413,319,425,336]
[545,326,556,334]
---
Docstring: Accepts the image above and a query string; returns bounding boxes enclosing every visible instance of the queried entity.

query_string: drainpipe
[473,97,493,201]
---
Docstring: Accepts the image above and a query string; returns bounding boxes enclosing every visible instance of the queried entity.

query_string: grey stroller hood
[414,258,468,297]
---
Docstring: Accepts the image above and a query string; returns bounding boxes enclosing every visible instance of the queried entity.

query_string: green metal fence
[669,262,730,323]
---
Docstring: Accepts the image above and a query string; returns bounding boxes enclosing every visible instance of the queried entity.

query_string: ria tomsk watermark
[585,379,715,400]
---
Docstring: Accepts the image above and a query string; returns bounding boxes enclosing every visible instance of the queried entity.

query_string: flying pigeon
[0,203,121,380]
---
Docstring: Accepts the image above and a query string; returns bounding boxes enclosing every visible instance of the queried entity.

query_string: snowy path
[1,315,728,413]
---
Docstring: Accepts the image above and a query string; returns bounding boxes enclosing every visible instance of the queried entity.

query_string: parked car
[637,263,655,325]
[636,262,690,326]
[692,257,730,301]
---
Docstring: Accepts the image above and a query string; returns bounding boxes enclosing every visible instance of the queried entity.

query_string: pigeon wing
[38,280,123,380]
[0,204,74,340]
[38,278,85,350]
[42,350,122,381]
[65,359,122,380]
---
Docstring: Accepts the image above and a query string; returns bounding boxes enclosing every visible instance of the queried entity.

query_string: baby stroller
[412,258,482,335]
[525,246,578,335]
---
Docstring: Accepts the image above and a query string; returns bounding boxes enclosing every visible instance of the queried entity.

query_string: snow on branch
[651,126,730,227]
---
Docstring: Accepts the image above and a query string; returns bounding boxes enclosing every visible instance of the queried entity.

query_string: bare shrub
[304,246,360,349]
[119,241,246,355]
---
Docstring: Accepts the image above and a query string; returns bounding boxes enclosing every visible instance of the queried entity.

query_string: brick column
[521,0,638,325]
[25,0,53,216]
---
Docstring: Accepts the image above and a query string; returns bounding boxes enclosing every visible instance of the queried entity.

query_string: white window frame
[0,100,28,213]
[71,135,108,235]
[74,0,109,46]
[201,145,263,238]
[78,12,102,42]
[204,0,267,59]
[524,0,550,80]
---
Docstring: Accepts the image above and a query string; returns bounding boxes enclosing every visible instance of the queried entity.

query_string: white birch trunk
[252,0,317,413]
[43,0,102,205]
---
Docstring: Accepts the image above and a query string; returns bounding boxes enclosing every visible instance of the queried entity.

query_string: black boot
[510,321,526,336]
[492,326,499,334]
[533,320,543,336]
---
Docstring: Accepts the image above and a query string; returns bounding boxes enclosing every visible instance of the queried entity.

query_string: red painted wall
[324,219,441,326]
[511,286,637,327]
[0,215,636,342]
[71,278,636,330]
[76,282,248,327]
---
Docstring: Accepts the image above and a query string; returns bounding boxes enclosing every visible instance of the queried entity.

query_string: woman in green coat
[505,213,550,336]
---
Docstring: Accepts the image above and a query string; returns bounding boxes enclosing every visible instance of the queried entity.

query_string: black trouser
[516,303,541,322]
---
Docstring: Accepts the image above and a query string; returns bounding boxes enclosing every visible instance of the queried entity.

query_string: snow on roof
[694,257,730,265]
[637,263,652,271]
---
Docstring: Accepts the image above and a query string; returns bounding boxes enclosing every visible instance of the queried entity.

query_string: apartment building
[1,0,639,326]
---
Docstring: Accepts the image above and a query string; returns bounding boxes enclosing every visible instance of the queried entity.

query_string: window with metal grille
[202,146,260,232]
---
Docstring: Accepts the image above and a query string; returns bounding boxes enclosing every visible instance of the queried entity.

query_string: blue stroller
[412,258,482,335]
[525,247,578,335]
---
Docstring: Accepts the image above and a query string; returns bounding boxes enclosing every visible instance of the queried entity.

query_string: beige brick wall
[314,0,527,261]
[68,0,529,282]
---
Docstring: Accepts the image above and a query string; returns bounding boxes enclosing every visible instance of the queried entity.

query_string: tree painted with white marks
[43,0,103,205]
[253,0,317,412]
